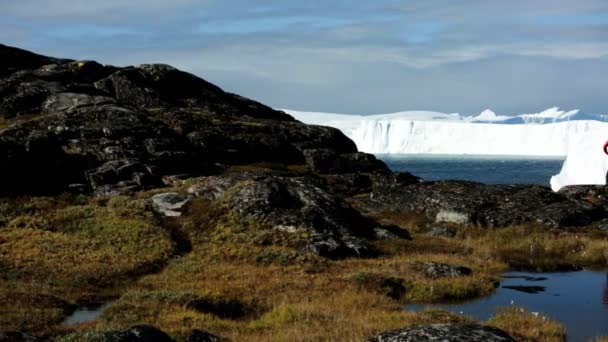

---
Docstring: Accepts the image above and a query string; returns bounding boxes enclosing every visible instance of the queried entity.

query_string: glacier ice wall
[287,108,608,191]
[288,109,608,156]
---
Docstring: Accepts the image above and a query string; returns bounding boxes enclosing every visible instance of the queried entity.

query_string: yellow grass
[0,190,605,340]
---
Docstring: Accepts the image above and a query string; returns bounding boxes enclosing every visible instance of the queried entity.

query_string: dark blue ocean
[379,154,565,186]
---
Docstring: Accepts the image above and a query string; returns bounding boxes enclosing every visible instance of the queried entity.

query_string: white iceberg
[550,130,608,191]
[286,107,608,191]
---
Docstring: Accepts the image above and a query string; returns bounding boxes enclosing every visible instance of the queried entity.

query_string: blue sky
[1,0,608,115]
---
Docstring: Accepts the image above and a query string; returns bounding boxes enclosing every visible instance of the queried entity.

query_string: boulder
[185,330,223,342]
[187,173,409,258]
[427,226,457,238]
[418,262,472,279]
[151,192,192,217]
[367,324,514,342]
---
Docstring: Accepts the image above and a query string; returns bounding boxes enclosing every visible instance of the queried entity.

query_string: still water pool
[407,270,608,342]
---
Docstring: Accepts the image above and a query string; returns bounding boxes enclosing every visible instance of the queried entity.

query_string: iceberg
[550,130,608,191]
[286,107,608,190]
[287,108,608,156]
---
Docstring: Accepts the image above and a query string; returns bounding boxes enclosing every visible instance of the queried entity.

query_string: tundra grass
[0,194,602,340]
[0,195,174,335]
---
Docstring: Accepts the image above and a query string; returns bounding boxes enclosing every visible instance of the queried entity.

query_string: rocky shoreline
[1,44,606,341]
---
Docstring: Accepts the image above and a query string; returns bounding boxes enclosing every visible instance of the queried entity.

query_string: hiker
[604,140,608,184]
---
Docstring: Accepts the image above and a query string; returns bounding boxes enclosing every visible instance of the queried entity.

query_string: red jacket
[604,140,608,155]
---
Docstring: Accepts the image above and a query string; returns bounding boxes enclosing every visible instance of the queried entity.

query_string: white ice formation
[285,107,608,191]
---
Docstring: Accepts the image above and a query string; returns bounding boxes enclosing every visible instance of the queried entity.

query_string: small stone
[151,192,192,217]
[419,262,472,279]
[184,329,223,342]
[427,226,457,238]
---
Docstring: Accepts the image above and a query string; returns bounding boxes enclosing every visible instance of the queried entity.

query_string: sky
[1,0,607,115]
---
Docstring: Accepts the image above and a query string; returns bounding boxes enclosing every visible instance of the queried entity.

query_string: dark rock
[0,332,38,341]
[367,324,515,342]
[0,44,366,196]
[559,185,608,207]
[427,226,457,238]
[151,192,192,217]
[187,173,406,258]
[0,43,64,78]
[322,173,374,196]
[373,225,411,240]
[303,148,389,174]
[99,325,173,342]
[418,262,472,279]
[361,180,606,228]
[42,92,115,113]
[184,330,223,342]
[94,63,293,121]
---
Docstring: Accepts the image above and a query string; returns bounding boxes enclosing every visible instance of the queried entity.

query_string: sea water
[379,154,564,186]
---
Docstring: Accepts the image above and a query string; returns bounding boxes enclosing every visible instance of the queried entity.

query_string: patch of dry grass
[487,306,566,342]
[0,195,175,335]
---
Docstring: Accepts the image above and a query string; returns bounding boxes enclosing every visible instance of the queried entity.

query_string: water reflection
[603,273,608,307]
[406,270,608,342]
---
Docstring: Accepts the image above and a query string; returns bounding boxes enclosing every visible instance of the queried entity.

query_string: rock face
[187,172,409,258]
[362,180,606,228]
[367,324,515,342]
[0,44,382,196]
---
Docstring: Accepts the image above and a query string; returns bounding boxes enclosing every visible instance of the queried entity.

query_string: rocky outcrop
[0,44,374,196]
[187,172,409,258]
[303,148,389,174]
[559,185,608,207]
[0,44,66,78]
[360,180,606,228]
[367,324,515,342]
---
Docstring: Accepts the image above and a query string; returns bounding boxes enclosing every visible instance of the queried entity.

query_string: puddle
[63,302,111,326]
[406,270,608,342]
